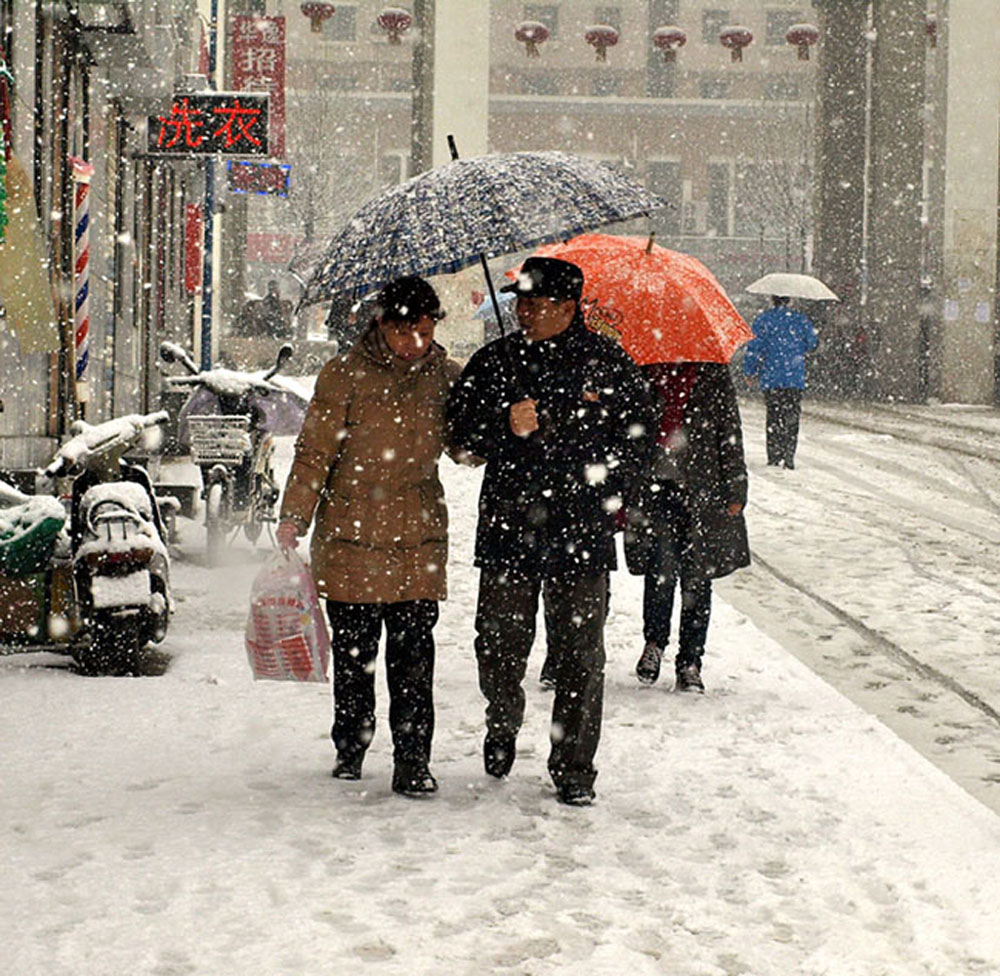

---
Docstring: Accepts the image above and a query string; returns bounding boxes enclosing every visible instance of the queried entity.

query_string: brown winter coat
[280,325,462,603]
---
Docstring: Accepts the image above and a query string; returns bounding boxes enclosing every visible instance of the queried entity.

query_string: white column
[430,0,490,166]
[940,1,1000,403]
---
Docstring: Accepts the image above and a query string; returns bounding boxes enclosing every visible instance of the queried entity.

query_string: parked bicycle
[159,342,304,565]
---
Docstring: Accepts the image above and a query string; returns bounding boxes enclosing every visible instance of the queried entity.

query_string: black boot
[331,754,363,780]
[484,735,516,778]
[556,783,595,806]
[392,762,438,796]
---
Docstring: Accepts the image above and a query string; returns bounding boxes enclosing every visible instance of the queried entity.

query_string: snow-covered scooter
[159,341,305,565]
[42,411,173,675]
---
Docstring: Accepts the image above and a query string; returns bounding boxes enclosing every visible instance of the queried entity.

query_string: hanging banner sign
[231,15,286,158]
[184,203,204,294]
[148,93,269,156]
[226,160,291,197]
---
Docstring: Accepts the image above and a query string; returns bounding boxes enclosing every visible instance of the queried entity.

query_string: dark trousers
[764,388,803,467]
[541,578,610,683]
[643,571,712,670]
[475,569,607,791]
[643,487,712,669]
[325,600,438,767]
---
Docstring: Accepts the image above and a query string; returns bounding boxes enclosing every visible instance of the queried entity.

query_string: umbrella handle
[448,132,527,400]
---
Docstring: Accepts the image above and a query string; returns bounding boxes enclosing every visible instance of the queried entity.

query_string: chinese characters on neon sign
[148,93,270,156]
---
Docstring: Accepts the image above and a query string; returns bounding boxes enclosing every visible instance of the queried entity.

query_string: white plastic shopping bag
[245,552,330,682]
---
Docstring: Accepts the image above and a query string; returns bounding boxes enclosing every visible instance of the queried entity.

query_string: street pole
[865,0,926,401]
[409,0,434,176]
[200,0,219,370]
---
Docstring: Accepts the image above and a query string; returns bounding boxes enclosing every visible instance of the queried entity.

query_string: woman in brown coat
[276,276,462,796]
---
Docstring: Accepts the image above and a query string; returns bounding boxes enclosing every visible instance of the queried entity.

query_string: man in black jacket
[446,257,656,806]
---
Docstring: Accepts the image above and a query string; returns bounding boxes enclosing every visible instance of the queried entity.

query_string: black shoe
[484,736,516,778]
[675,662,705,694]
[557,783,595,807]
[331,755,363,780]
[635,641,663,684]
[784,459,795,470]
[392,762,438,796]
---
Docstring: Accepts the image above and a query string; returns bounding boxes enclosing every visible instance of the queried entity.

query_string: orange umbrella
[529,233,752,364]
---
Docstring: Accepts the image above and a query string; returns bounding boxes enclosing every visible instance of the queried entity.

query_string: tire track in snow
[749,550,1000,729]
[802,402,1000,464]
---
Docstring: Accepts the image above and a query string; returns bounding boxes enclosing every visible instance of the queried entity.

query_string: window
[385,72,413,92]
[648,0,679,25]
[646,161,681,236]
[524,4,559,39]
[766,9,805,45]
[707,162,731,236]
[594,6,621,31]
[764,76,800,100]
[699,75,730,99]
[646,59,676,98]
[592,73,622,96]
[735,163,786,238]
[646,0,679,97]
[323,6,357,41]
[522,71,559,95]
[702,9,730,45]
[321,74,359,92]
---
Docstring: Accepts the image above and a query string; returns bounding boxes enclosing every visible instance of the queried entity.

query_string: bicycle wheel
[205,477,230,566]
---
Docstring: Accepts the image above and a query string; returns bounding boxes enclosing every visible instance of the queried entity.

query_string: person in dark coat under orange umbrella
[521,235,752,694]
[624,361,750,693]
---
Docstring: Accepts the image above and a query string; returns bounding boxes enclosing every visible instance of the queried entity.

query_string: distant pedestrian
[235,281,292,339]
[276,276,461,798]
[627,362,750,693]
[257,280,293,339]
[742,296,818,469]
[446,257,656,807]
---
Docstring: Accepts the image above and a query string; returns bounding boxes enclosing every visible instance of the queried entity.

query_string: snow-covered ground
[4,422,1000,975]
[725,398,1000,815]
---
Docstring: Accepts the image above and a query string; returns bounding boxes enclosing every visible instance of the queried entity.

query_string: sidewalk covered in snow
[3,455,1000,975]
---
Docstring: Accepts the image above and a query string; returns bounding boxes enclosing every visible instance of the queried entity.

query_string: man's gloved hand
[276,521,300,552]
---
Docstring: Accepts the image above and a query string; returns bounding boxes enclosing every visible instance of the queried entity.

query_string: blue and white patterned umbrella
[302,150,664,305]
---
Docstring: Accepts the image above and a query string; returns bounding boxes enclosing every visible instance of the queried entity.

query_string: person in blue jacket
[742,296,818,469]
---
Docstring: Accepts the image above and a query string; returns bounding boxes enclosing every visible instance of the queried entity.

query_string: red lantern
[584,24,619,62]
[377,7,412,45]
[719,25,753,62]
[925,13,937,48]
[300,2,335,33]
[514,20,550,58]
[785,22,819,60]
[652,25,687,63]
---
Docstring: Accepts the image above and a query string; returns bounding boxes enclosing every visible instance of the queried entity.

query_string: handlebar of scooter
[159,341,200,376]
[160,341,294,393]
[43,410,170,480]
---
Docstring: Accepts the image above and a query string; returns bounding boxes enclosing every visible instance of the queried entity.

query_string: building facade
[0,0,203,478]
[244,0,818,324]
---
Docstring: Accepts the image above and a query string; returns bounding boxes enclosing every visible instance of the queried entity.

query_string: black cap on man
[501,257,584,303]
